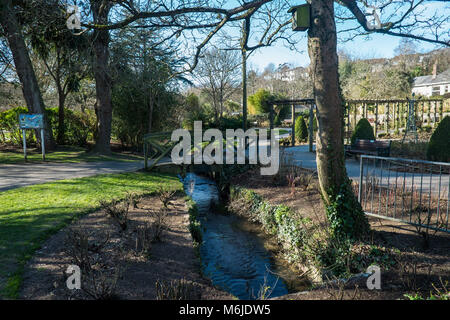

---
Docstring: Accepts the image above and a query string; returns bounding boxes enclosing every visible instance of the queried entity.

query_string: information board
[19,114,44,129]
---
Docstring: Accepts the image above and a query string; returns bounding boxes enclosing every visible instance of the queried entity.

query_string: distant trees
[194,48,241,124]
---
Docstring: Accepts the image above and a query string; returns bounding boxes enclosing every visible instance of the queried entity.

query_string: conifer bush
[351,118,375,144]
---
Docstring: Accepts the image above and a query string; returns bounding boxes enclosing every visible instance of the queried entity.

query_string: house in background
[412,65,450,97]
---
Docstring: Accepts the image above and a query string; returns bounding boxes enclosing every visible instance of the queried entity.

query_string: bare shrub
[64,227,122,300]
[82,266,121,300]
[127,192,140,209]
[396,254,432,292]
[155,278,199,300]
[158,187,176,208]
[149,208,170,242]
[64,227,109,272]
[277,151,317,195]
[100,199,130,231]
[134,222,152,255]
[323,275,361,300]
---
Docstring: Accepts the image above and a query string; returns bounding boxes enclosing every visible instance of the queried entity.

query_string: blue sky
[244,1,449,72]
[247,33,442,72]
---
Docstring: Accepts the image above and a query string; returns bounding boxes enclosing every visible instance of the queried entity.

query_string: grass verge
[0,145,142,164]
[0,171,182,298]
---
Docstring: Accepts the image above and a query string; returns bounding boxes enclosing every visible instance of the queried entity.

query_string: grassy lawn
[0,171,183,298]
[0,145,143,164]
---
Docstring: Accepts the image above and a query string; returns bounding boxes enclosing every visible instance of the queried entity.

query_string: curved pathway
[0,160,144,192]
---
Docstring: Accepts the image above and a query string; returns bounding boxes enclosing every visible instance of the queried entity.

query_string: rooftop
[413,68,450,87]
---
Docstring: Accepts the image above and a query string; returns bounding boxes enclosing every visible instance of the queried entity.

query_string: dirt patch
[231,168,450,300]
[20,195,232,300]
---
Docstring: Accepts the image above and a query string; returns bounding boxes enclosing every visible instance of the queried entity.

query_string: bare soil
[231,168,450,300]
[20,196,232,300]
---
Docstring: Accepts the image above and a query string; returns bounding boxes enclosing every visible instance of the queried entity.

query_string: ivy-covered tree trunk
[307,0,369,239]
[91,0,112,154]
[0,0,55,150]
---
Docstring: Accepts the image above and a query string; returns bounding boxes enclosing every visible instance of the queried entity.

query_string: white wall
[412,83,449,97]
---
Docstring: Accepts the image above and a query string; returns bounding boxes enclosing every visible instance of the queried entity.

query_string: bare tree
[194,48,241,123]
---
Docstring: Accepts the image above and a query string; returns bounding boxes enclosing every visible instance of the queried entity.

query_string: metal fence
[356,155,450,233]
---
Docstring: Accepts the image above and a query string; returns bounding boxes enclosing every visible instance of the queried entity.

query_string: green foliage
[187,199,203,244]
[110,28,182,148]
[427,116,450,162]
[295,116,308,143]
[248,89,273,115]
[274,114,281,126]
[0,107,31,145]
[229,186,384,278]
[325,180,370,240]
[0,107,94,146]
[229,187,308,264]
[351,118,375,144]
[218,116,249,130]
[225,100,240,113]
[182,93,212,130]
[46,107,94,146]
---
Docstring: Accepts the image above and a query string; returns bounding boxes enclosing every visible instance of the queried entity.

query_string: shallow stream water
[182,172,307,300]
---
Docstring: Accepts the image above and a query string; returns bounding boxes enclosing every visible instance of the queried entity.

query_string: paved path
[283,145,449,195]
[0,161,144,192]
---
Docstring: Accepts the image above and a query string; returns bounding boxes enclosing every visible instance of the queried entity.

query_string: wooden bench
[345,139,391,158]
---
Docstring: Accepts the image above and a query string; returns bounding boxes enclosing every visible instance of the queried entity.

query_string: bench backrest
[353,139,391,151]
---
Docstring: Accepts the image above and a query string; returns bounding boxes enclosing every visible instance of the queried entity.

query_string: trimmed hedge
[427,116,450,162]
[295,116,308,143]
[351,118,375,144]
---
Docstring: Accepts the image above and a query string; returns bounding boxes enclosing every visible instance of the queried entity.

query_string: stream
[182,172,307,300]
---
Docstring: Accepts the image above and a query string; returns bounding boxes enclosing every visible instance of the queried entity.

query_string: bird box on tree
[288,4,311,31]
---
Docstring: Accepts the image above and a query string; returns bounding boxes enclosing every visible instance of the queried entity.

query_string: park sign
[19,114,46,161]
[288,4,311,31]
[19,114,44,129]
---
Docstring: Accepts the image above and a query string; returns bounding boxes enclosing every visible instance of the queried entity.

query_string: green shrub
[248,89,273,115]
[46,107,94,146]
[218,116,249,130]
[295,116,308,143]
[427,116,450,162]
[187,200,203,244]
[0,107,93,147]
[274,114,281,126]
[351,118,375,144]
[0,107,33,145]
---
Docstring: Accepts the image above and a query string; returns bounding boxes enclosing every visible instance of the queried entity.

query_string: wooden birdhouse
[288,4,311,31]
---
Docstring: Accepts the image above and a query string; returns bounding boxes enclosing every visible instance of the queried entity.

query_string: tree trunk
[148,94,154,134]
[242,49,248,131]
[91,0,112,154]
[57,86,66,145]
[0,0,55,150]
[307,0,369,239]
